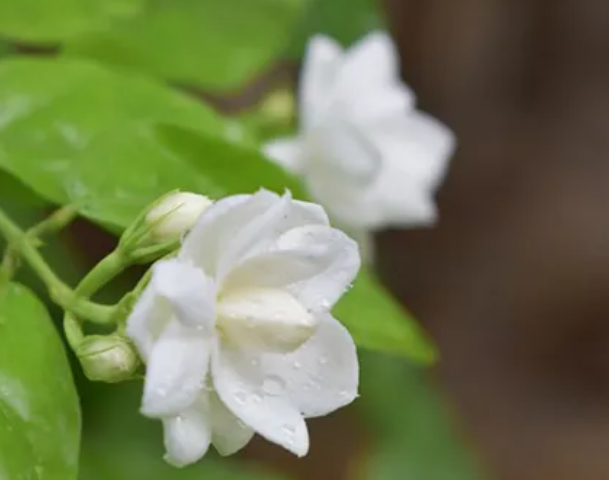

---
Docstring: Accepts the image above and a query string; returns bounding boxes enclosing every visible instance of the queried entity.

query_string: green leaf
[80,382,291,480]
[65,123,308,229]
[357,353,482,480]
[0,0,143,43]
[335,268,436,363]
[286,0,383,58]
[0,57,231,205]
[0,283,81,480]
[65,0,310,91]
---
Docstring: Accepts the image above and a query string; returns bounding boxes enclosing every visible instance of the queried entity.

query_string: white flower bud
[77,334,140,383]
[217,287,319,353]
[147,192,213,241]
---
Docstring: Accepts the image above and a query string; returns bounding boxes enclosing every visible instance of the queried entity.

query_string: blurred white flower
[127,189,360,467]
[264,31,455,232]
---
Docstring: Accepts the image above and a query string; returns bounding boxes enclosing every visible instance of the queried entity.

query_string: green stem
[0,206,115,324]
[76,249,126,297]
[1,205,77,280]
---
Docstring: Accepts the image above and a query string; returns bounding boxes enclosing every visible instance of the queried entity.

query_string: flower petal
[216,192,329,282]
[208,390,255,456]
[262,313,359,418]
[337,31,415,120]
[163,404,211,467]
[300,35,343,130]
[371,111,456,192]
[150,259,216,331]
[263,137,304,174]
[212,344,309,457]
[142,321,210,417]
[224,225,360,313]
[180,192,275,276]
[126,286,171,361]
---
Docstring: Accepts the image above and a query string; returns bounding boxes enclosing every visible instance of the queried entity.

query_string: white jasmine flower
[147,192,213,241]
[264,31,456,231]
[126,189,360,467]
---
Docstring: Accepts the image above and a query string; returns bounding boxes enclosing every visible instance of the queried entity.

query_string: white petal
[142,322,210,417]
[306,119,382,186]
[151,259,215,331]
[300,35,343,130]
[163,404,211,467]
[208,390,255,456]
[217,287,318,353]
[371,111,456,192]
[211,344,309,457]
[263,313,358,418]
[263,137,303,174]
[337,31,415,119]
[126,286,171,361]
[216,192,329,282]
[224,225,360,313]
[180,192,275,276]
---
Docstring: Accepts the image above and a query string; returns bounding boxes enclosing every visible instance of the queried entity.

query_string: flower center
[216,287,318,353]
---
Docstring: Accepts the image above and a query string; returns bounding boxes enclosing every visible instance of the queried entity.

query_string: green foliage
[335,269,436,363]
[80,382,290,480]
[358,353,482,480]
[0,0,143,43]
[0,283,81,479]
[64,0,310,91]
[286,0,383,57]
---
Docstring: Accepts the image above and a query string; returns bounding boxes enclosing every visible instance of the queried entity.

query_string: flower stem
[0,206,115,324]
[76,249,127,297]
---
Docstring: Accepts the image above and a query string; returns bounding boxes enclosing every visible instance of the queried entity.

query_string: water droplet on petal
[234,391,247,405]
[319,356,328,365]
[293,360,302,370]
[262,375,285,397]
[251,392,263,403]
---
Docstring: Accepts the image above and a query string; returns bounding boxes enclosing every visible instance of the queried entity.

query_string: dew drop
[281,424,296,438]
[318,356,328,365]
[234,391,247,405]
[251,392,263,403]
[293,360,302,370]
[262,375,285,397]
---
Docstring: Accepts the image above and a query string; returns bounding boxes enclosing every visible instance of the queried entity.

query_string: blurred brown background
[242,1,609,479]
[379,1,609,480]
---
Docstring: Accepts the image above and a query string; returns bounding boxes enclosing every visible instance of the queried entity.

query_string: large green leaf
[0,283,81,479]
[0,0,143,43]
[80,382,291,480]
[335,269,436,363]
[65,123,308,229]
[0,57,231,205]
[65,0,310,92]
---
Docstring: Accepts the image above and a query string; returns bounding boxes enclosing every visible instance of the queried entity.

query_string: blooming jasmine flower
[126,189,360,466]
[264,31,455,232]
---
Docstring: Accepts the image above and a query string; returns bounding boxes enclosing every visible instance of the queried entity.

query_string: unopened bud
[77,334,140,383]
[146,192,212,241]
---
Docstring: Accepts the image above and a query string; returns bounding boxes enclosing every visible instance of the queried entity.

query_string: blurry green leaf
[65,0,310,91]
[80,382,291,480]
[358,353,482,480]
[286,0,383,57]
[335,269,436,363]
[0,283,81,480]
[0,0,143,43]
[0,57,232,206]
